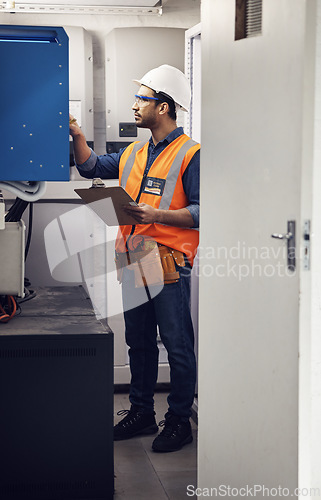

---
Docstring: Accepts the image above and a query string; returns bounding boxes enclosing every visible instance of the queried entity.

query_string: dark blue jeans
[122,264,196,419]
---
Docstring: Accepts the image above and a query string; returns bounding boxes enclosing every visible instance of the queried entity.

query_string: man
[69,65,200,452]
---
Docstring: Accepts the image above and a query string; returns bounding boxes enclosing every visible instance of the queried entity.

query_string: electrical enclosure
[0,25,69,181]
[0,221,25,296]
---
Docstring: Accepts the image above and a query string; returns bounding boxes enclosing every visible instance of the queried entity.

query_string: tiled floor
[113,391,197,499]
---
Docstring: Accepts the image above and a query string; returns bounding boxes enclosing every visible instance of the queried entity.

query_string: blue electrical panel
[0,25,69,181]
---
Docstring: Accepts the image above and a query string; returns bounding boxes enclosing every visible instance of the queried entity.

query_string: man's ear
[158,102,169,116]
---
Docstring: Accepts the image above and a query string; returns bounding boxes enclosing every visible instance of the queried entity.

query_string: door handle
[271,232,293,240]
[271,220,296,272]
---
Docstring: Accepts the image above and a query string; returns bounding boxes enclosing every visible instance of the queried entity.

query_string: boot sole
[114,423,159,441]
[152,433,193,452]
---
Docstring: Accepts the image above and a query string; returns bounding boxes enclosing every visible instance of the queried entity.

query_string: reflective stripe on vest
[158,138,198,210]
[120,141,148,189]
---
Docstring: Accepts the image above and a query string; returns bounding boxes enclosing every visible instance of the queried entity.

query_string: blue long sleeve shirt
[76,127,200,228]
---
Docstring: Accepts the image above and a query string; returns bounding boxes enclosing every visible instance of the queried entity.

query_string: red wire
[0,296,17,323]
[8,296,17,318]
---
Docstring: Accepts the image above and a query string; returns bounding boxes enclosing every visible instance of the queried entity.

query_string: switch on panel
[119,122,137,138]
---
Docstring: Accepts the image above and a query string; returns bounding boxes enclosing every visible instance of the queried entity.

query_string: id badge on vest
[142,177,166,197]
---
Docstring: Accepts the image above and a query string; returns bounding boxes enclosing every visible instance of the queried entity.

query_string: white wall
[105,26,185,144]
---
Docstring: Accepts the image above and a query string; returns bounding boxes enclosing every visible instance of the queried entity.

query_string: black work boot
[152,412,193,452]
[114,407,158,441]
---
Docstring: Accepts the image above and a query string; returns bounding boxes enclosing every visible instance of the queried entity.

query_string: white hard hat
[133,64,191,112]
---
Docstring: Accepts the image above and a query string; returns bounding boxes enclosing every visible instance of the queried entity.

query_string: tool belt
[115,241,185,287]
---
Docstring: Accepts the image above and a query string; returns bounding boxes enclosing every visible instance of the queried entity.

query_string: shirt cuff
[186,204,199,229]
[76,149,97,172]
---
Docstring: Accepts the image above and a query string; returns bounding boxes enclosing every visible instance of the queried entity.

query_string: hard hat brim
[132,79,188,112]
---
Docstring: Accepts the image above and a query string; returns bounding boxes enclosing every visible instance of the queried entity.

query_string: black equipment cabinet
[0,287,114,500]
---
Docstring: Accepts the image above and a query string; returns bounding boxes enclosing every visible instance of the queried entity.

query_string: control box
[0,25,69,182]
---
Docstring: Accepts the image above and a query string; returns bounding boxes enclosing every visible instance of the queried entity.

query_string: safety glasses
[134,94,160,107]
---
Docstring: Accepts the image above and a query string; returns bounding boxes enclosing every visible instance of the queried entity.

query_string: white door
[198,0,321,496]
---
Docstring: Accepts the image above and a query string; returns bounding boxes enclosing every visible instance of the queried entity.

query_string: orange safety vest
[115,133,200,266]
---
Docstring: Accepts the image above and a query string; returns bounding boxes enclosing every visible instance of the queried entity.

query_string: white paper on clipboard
[74,185,138,226]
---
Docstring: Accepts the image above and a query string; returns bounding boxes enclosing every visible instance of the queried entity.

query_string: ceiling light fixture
[1,0,162,15]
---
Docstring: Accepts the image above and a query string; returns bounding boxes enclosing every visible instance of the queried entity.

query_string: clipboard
[74,185,138,226]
